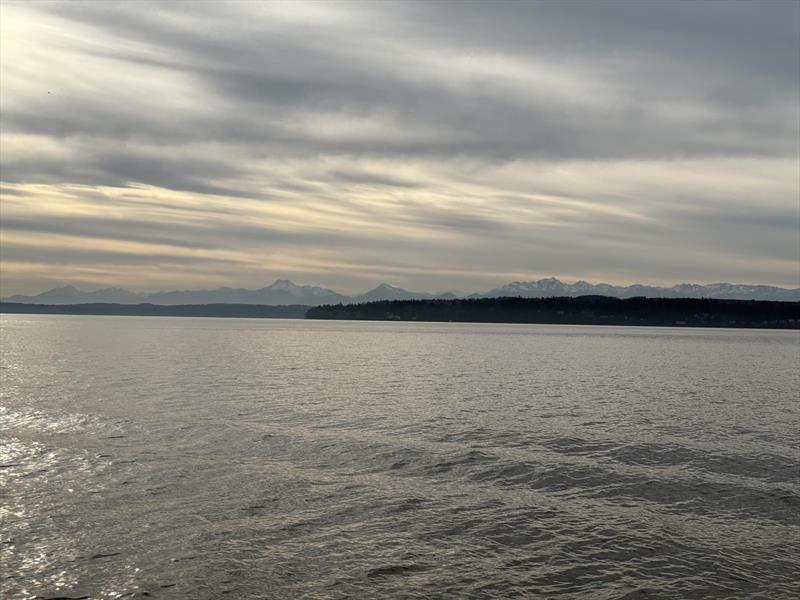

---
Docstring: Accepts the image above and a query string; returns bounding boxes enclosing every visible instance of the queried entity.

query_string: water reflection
[1,316,798,599]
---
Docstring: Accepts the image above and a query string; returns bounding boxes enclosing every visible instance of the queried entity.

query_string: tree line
[305,296,800,328]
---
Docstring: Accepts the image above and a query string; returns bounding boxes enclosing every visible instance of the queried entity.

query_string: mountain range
[481,279,800,302]
[3,278,799,305]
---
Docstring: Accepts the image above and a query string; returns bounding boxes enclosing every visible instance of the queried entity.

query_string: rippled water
[1,315,798,599]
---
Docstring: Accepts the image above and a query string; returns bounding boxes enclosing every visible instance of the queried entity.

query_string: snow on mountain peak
[269,279,296,290]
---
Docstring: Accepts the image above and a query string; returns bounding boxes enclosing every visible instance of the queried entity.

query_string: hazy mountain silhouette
[5,285,145,305]
[142,280,348,306]
[354,283,445,302]
[4,280,345,306]
[3,278,799,305]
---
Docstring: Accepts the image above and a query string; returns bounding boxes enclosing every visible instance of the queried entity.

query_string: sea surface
[1,315,798,599]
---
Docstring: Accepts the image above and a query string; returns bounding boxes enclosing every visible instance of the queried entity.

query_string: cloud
[0,1,798,294]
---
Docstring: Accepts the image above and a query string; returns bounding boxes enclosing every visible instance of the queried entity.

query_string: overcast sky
[1,0,798,295]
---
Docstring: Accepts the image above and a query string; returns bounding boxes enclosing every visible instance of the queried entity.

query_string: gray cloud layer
[1,0,798,293]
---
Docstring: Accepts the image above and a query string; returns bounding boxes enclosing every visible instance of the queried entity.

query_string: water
[1,315,798,600]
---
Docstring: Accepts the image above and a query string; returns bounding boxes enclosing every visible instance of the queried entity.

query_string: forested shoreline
[306,296,800,329]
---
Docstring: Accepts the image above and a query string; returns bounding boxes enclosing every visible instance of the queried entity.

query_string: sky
[1,0,798,295]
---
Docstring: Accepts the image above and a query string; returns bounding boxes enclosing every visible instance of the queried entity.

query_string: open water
[1,315,798,599]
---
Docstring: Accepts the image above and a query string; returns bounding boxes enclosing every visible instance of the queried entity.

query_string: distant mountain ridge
[3,277,799,305]
[478,278,800,302]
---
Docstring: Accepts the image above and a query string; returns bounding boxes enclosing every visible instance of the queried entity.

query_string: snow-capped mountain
[479,279,800,301]
[3,278,798,306]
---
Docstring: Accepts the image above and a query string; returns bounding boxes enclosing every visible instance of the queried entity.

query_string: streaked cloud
[1,0,798,294]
